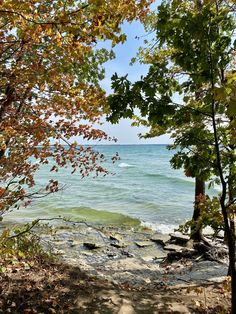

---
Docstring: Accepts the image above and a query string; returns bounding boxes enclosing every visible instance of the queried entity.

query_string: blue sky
[87,3,172,145]
[99,22,161,144]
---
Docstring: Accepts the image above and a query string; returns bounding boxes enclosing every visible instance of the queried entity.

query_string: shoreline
[0,221,230,313]
[37,222,228,288]
[0,219,229,286]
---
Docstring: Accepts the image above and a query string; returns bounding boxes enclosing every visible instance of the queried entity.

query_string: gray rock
[110,241,127,248]
[170,232,189,244]
[135,241,154,247]
[81,251,94,256]
[121,250,135,258]
[153,251,168,260]
[110,233,124,242]
[207,276,227,283]
[186,239,194,249]
[164,244,185,252]
[151,234,171,246]
[143,251,167,262]
[141,256,154,262]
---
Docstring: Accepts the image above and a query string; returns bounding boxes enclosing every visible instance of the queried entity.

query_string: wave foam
[141,221,177,234]
[118,162,134,168]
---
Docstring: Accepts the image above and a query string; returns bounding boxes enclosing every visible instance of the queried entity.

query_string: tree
[0,0,152,215]
[108,1,236,311]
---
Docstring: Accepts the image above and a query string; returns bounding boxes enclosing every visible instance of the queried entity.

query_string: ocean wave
[118,162,134,168]
[49,206,141,226]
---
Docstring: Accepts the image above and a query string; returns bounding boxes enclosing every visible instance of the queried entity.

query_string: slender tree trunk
[227,167,236,281]
[222,205,236,313]
[207,26,236,310]
[210,97,236,313]
[191,177,205,241]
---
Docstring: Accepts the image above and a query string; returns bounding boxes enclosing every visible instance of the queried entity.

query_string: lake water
[5,145,217,233]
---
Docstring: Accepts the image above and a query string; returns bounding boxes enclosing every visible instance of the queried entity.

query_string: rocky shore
[41,223,229,288]
[0,222,231,313]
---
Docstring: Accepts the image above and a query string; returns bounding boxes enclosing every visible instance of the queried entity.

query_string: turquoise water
[5,145,217,233]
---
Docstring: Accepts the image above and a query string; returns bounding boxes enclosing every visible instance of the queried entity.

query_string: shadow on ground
[0,263,230,314]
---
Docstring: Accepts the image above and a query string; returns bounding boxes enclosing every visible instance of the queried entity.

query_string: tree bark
[190,177,205,241]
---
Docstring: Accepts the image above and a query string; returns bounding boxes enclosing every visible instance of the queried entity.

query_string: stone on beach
[135,241,154,247]
[110,241,127,248]
[151,233,171,246]
[41,224,228,289]
[110,233,124,242]
[170,232,189,244]
[164,244,186,252]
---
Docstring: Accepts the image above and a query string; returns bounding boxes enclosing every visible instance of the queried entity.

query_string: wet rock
[151,234,171,246]
[135,241,154,248]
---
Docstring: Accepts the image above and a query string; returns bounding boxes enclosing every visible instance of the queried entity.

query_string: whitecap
[141,221,177,234]
[118,162,134,168]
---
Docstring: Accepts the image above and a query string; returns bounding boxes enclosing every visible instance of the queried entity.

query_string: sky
[87,6,172,145]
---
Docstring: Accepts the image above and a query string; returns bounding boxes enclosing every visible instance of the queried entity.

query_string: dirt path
[0,262,230,313]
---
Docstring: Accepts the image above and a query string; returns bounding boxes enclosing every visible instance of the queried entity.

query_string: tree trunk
[222,206,236,314]
[226,167,235,280]
[190,177,205,241]
[227,179,236,313]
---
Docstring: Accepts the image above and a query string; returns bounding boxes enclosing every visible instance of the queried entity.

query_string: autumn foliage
[0,0,152,215]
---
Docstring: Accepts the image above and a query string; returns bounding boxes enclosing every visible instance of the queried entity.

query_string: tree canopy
[0,0,152,215]
[108,0,236,310]
[108,0,236,216]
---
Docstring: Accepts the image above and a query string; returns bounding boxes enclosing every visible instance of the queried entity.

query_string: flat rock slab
[142,252,168,262]
[151,234,171,246]
[103,257,162,273]
[110,241,127,248]
[81,251,94,256]
[207,276,227,283]
[170,232,189,244]
[110,233,124,242]
[135,241,154,248]
[164,244,184,252]
[153,251,168,260]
